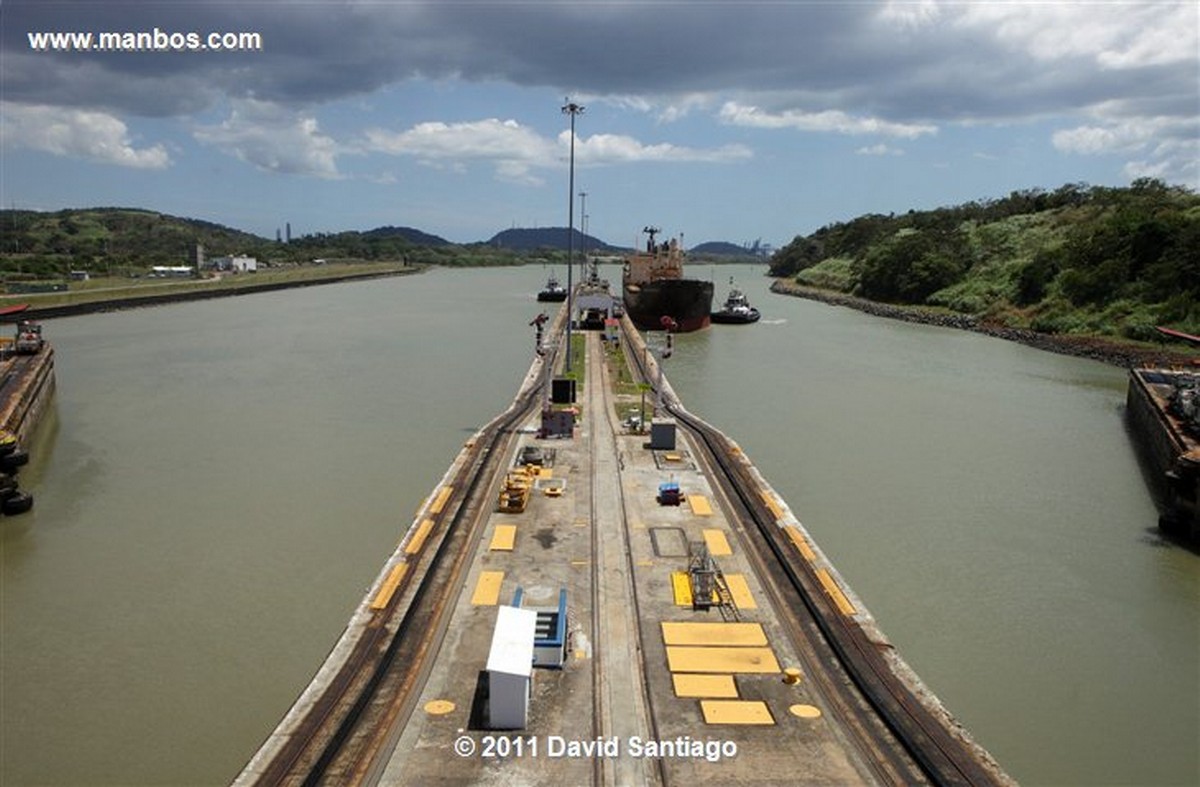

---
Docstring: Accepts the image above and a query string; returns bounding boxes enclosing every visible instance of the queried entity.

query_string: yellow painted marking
[672,674,738,698]
[533,467,553,479]
[636,559,655,567]
[424,699,455,715]
[429,486,453,515]
[671,571,718,605]
[702,529,732,556]
[404,519,435,555]
[688,494,713,516]
[661,622,767,647]
[470,571,504,605]
[701,700,775,725]
[789,704,822,719]
[816,568,857,615]
[489,525,517,551]
[672,571,693,605]
[761,491,784,520]
[574,649,587,659]
[783,526,816,561]
[571,559,589,567]
[722,574,758,609]
[666,646,780,674]
[664,452,683,462]
[369,563,409,610]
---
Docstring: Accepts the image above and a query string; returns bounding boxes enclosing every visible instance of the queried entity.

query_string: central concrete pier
[237,309,1013,786]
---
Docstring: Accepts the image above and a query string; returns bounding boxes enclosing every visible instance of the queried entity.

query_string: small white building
[486,606,537,729]
[207,255,258,273]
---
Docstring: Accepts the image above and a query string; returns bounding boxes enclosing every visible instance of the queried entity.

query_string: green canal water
[1,265,1197,785]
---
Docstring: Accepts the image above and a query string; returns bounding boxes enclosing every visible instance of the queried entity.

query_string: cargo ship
[1126,367,1200,543]
[621,227,713,332]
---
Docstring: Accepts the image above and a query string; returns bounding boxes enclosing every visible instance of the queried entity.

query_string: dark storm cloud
[0,1,1128,119]
[4,0,1196,179]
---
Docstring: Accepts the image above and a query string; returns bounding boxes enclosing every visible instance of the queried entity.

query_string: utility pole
[578,190,588,282]
[562,99,584,377]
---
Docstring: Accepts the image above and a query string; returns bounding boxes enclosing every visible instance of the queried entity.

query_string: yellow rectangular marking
[661,622,767,647]
[404,519,435,555]
[761,491,784,520]
[369,563,409,610]
[429,486,453,515]
[783,526,816,561]
[664,452,683,462]
[671,571,693,605]
[701,700,775,725]
[489,524,517,551]
[666,646,780,674]
[672,571,718,606]
[688,494,713,516]
[816,568,857,615]
[702,529,732,556]
[672,674,738,698]
[470,571,504,605]
[723,574,758,609]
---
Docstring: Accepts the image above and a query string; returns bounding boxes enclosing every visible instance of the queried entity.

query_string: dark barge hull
[1126,369,1200,542]
[623,279,714,333]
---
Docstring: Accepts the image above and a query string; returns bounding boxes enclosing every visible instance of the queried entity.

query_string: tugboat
[537,272,568,302]
[711,280,761,324]
[622,227,713,332]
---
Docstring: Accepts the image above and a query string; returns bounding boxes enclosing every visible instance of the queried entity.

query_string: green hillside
[0,208,469,278]
[771,179,1200,341]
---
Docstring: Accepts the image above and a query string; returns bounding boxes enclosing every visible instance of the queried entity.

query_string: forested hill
[770,179,1200,340]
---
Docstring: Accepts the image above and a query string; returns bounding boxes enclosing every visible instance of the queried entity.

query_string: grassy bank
[771,279,1199,369]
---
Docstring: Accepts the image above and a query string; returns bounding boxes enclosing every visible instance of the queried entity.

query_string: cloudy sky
[2,1,1197,248]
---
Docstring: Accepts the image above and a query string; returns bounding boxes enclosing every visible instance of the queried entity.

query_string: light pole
[562,99,584,377]
[578,190,588,282]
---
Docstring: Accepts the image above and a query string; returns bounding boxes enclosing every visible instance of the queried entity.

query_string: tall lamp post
[562,100,584,377]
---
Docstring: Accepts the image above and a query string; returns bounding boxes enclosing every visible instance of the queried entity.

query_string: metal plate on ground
[701,700,776,725]
[490,525,517,551]
[650,527,689,558]
[702,529,733,556]
[471,571,505,605]
[722,573,757,609]
[666,646,781,674]
[661,622,768,647]
[672,674,738,698]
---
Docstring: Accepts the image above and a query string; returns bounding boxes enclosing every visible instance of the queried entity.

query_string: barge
[1126,368,1200,542]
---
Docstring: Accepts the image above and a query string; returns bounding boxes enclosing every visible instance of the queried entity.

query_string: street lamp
[562,99,584,377]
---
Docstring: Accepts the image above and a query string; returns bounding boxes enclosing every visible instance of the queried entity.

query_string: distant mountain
[690,241,766,257]
[485,227,622,252]
[361,225,451,246]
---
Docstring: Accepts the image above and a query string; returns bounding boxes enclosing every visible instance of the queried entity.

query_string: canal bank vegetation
[770,179,1200,346]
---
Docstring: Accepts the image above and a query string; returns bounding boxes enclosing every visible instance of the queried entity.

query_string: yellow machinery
[497,467,534,513]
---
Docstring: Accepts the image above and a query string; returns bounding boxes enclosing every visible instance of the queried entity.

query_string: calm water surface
[1,265,1196,785]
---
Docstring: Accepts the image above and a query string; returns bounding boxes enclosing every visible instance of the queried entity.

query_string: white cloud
[193,99,341,178]
[719,102,937,139]
[857,144,903,156]
[1053,113,1199,186]
[364,117,750,184]
[0,102,169,169]
[956,2,1197,69]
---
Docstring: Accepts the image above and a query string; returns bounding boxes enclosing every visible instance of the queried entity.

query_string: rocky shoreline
[770,280,1199,370]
